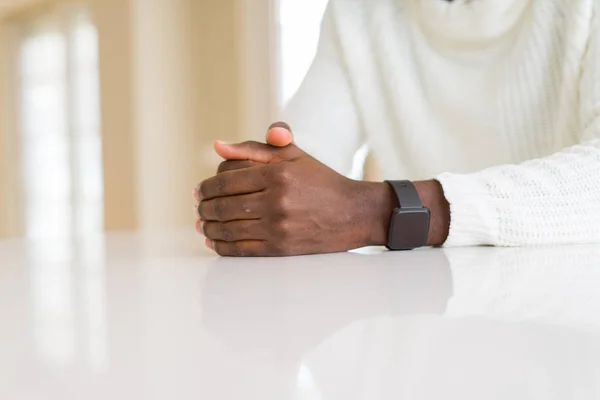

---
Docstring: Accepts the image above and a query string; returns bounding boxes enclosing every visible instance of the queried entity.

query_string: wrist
[352,179,450,248]
[352,181,396,247]
[413,180,450,246]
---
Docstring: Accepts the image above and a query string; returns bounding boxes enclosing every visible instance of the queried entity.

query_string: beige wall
[0,24,10,238]
[133,0,201,230]
[237,0,279,141]
[195,0,242,144]
[96,0,260,231]
[94,0,137,231]
[0,21,22,238]
[0,0,277,236]
[0,24,9,238]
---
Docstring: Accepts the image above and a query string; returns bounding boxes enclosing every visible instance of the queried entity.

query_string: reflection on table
[0,231,599,400]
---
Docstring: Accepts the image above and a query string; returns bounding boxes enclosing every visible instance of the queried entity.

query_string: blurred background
[0,0,333,240]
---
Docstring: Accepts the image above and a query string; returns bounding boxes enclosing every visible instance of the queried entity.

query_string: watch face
[387,208,431,251]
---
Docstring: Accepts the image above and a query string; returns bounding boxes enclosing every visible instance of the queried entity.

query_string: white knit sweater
[283,0,600,247]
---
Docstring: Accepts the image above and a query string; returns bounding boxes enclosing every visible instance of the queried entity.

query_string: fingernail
[205,238,214,250]
[193,187,200,202]
[194,204,200,219]
[195,219,202,234]
[269,121,292,132]
[215,140,228,145]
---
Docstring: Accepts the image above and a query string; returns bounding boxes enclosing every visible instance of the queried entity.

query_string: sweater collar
[409,0,532,44]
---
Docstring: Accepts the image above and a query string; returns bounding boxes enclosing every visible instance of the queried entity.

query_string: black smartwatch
[385,180,430,251]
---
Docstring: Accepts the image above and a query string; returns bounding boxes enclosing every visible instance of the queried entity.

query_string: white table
[1,230,599,400]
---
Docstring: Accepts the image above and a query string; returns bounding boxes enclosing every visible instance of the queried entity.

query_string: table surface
[1,230,599,400]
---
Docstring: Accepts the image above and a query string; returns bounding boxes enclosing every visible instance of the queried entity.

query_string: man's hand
[195,142,396,257]
[194,123,450,257]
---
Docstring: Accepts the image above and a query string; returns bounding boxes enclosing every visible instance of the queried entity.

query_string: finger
[199,165,267,200]
[193,186,201,202]
[203,219,264,242]
[266,121,294,147]
[198,192,264,222]
[213,140,304,164]
[214,140,281,163]
[217,160,257,174]
[212,240,268,257]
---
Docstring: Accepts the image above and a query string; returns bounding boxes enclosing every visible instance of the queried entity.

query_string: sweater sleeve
[436,14,600,247]
[281,5,364,177]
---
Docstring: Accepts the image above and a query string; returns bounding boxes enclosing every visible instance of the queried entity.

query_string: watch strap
[385,180,422,209]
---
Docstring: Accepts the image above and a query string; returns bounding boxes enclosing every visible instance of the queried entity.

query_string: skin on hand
[193,123,292,208]
[194,122,449,257]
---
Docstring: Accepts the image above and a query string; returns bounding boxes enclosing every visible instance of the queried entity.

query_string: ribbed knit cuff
[436,172,501,247]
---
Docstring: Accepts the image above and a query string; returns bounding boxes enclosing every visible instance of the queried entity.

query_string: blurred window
[18,5,102,238]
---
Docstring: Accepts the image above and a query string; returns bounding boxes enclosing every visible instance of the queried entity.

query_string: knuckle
[247,219,262,233]
[242,193,260,214]
[236,220,252,236]
[272,164,294,184]
[219,224,234,242]
[227,244,244,257]
[216,175,229,194]
[213,198,228,220]
[236,246,246,257]
[237,168,252,183]
[274,219,292,238]
[259,164,270,180]
[273,193,293,215]
[241,201,253,214]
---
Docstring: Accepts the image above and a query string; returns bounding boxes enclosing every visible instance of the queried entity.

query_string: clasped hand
[193,123,392,257]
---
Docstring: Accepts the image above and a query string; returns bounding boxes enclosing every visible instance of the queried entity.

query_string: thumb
[266,121,294,148]
[214,140,304,164]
